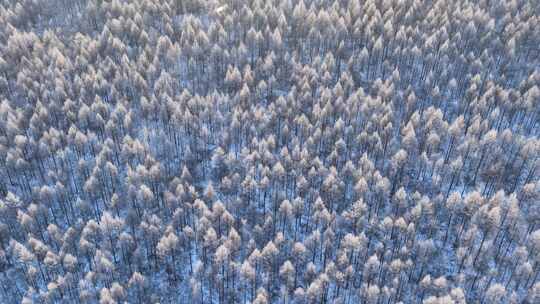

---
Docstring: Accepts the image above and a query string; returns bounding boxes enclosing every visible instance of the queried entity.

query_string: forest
[0,0,539,303]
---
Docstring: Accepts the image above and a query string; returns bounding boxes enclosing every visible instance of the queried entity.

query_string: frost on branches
[0,0,539,303]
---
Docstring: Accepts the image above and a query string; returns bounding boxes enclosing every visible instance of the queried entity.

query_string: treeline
[0,0,539,303]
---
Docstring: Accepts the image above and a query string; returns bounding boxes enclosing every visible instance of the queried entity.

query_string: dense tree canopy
[0,0,539,303]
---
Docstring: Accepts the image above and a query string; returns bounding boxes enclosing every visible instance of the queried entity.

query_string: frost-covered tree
[0,0,538,303]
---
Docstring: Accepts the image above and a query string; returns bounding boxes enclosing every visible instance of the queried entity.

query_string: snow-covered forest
[0,0,539,303]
